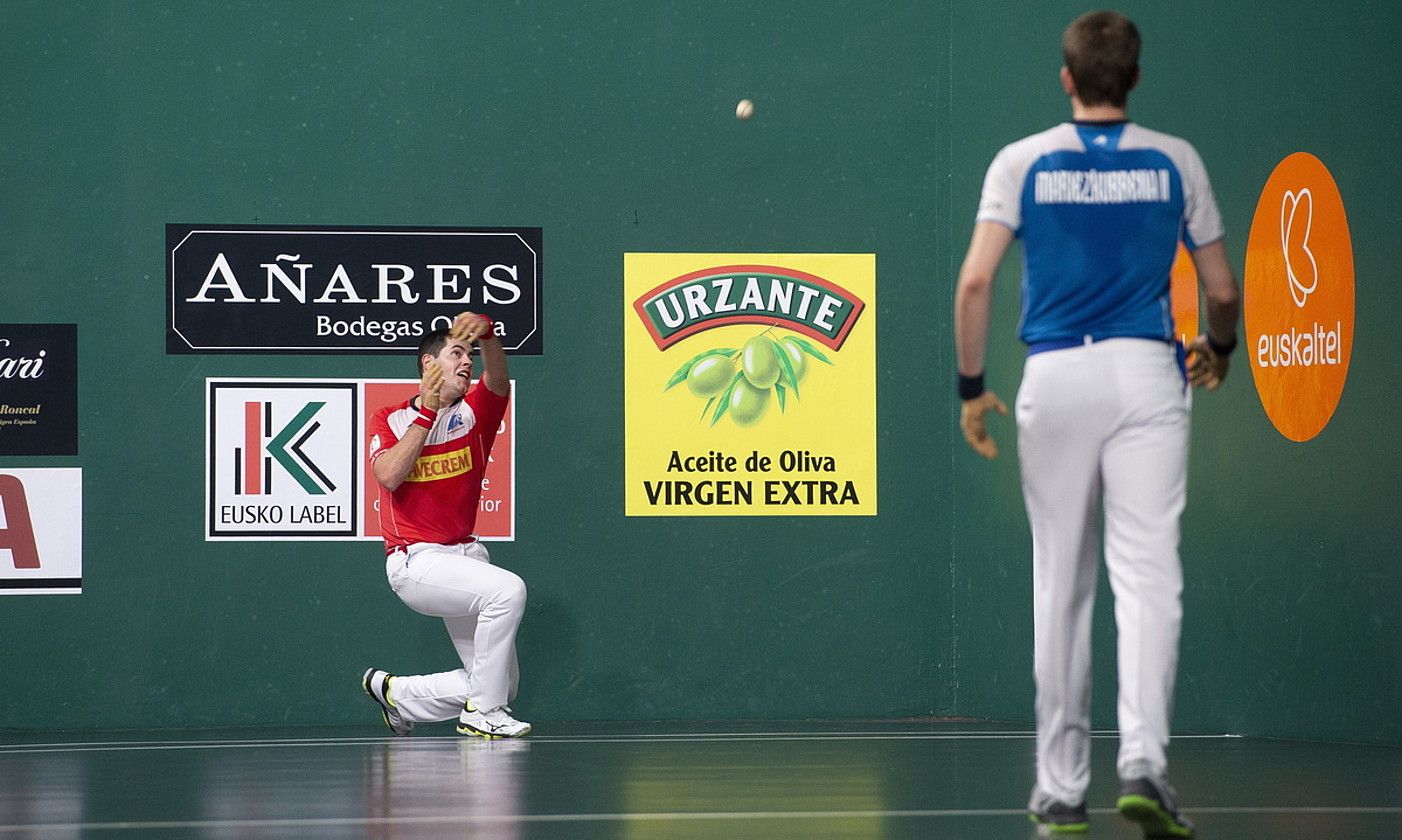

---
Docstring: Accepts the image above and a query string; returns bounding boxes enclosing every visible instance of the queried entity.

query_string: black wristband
[1207,334,1237,356]
[958,372,985,401]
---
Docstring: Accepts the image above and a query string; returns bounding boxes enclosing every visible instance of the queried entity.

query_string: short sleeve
[465,381,509,452]
[368,406,399,465]
[1180,143,1225,250]
[976,146,1022,231]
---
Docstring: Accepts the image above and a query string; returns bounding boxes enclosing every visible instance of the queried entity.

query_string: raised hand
[449,312,493,345]
[420,359,445,410]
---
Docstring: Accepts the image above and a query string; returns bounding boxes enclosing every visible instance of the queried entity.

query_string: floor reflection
[364,738,530,839]
[0,753,84,840]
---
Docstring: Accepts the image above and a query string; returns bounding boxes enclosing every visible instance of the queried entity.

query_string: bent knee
[496,573,527,610]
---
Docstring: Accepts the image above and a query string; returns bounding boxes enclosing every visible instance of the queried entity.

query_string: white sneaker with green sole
[457,701,531,739]
[361,668,413,737]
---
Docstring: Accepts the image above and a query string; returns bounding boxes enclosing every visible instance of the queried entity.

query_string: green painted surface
[945,1,1402,745]
[0,1,1398,743]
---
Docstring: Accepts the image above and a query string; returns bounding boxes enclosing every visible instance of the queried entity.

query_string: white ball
[735,99,755,120]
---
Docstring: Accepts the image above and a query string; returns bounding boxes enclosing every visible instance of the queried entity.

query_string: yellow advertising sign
[624,253,876,516]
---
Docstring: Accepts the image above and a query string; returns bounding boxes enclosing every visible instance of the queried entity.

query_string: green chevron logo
[238,400,335,496]
[267,402,333,494]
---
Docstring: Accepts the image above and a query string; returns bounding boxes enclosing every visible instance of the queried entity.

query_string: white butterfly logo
[1281,188,1318,308]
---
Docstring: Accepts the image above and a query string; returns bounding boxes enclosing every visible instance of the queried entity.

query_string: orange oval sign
[1245,153,1354,442]
[1170,242,1199,344]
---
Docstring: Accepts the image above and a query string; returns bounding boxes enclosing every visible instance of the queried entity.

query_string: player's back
[977,122,1222,346]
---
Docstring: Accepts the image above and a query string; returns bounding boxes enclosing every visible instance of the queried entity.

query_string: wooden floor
[0,720,1398,838]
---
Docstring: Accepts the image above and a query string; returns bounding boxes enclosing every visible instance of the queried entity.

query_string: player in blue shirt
[954,11,1241,837]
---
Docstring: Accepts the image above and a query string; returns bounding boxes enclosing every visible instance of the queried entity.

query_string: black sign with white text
[0,324,78,456]
[166,225,543,354]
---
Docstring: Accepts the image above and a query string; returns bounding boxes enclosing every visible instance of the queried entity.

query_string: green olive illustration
[779,337,807,383]
[741,336,781,389]
[729,378,770,426]
[685,355,735,397]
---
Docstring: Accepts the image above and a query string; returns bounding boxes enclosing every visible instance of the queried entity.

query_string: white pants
[384,541,525,719]
[1015,338,1189,804]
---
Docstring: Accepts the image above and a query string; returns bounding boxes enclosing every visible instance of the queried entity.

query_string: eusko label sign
[205,379,515,542]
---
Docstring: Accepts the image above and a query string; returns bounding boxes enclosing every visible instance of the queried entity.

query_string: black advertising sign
[0,324,78,456]
[166,225,543,354]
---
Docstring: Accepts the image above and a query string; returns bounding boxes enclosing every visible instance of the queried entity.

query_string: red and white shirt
[368,382,508,552]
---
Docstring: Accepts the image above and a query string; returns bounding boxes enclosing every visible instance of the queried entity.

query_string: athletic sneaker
[1117,772,1194,838]
[361,668,413,736]
[1027,787,1089,833]
[457,700,531,739]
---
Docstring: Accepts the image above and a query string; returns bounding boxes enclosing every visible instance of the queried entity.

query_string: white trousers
[1015,338,1189,804]
[384,541,525,720]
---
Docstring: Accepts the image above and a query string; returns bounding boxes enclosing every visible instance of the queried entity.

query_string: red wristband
[413,406,438,430]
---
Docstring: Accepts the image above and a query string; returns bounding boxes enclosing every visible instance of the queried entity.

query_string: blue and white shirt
[976,121,1223,346]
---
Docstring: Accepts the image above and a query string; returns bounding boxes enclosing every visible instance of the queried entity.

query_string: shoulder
[466,379,509,415]
[1120,124,1207,171]
[991,124,1083,169]
[372,398,414,420]
[370,398,417,435]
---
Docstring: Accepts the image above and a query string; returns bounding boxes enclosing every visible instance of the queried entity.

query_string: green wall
[947,1,1402,745]
[0,1,1396,744]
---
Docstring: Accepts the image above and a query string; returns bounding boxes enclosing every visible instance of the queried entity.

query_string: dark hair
[1062,11,1140,108]
[416,328,452,374]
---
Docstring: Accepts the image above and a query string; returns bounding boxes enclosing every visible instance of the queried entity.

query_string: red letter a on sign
[0,475,41,569]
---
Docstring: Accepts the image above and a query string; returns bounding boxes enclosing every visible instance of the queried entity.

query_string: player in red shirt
[360,311,530,738]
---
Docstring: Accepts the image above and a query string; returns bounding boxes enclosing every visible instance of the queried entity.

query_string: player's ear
[1059,66,1076,98]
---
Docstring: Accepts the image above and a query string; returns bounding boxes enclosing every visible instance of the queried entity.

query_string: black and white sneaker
[361,668,413,736]
[1117,773,1194,838]
[457,700,531,739]
[1027,787,1089,834]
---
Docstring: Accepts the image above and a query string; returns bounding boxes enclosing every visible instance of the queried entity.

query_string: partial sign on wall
[1245,153,1355,442]
[1169,244,1200,345]
[624,254,877,516]
[206,379,514,541]
[0,324,78,456]
[168,226,543,354]
[361,381,515,542]
[207,381,360,539]
[0,469,82,595]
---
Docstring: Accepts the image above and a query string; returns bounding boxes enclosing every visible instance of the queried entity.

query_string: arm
[954,222,1015,459]
[372,361,443,492]
[955,221,1015,378]
[450,312,510,397]
[476,334,510,397]
[1184,240,1242,390]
